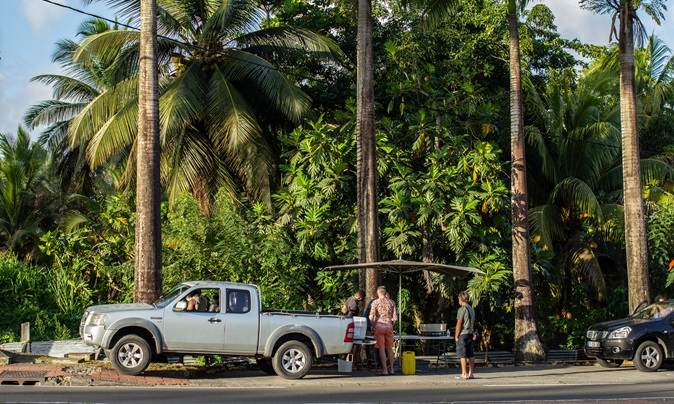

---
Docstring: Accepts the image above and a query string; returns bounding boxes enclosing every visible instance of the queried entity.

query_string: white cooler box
[353,316,367,340]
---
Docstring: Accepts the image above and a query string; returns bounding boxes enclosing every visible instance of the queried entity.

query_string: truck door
[222,287,259,354]
[162,287,225,352]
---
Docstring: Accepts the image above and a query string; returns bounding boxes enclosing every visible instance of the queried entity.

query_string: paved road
[2,364,674,403]
[0,379,673,403]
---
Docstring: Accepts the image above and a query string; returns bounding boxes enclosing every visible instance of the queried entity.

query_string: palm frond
[86,97,139,168]
[30,74,99,102]
[204,0,263,38]
[640,158,674,184]
[59,211,93,233]
[237,27,344,61]
[206,66,273,204]
[68,77,138,149]
[24,100,87,130]
[74,30,140,70]
[219,50,312,123]
[570,245,606,301]
[551,177,603,220]
[159,62,206,139]
[529,204,564,251]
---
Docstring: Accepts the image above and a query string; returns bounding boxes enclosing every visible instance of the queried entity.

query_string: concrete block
[0,350,11,365]
[65,352,95,361]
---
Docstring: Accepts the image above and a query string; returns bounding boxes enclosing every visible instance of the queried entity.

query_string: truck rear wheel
[109,334,152,375]
[272,340,312,379]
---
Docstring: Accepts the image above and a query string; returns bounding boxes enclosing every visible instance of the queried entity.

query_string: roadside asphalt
[3,340,674,387]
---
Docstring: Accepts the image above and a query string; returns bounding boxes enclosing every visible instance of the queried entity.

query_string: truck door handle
[208,318,222,323]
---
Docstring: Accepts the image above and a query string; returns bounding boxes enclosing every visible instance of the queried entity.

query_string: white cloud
[0,68,55,138]
[541,0,613,45]
[20,0,67,32]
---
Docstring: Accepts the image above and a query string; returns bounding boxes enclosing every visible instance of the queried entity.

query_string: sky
[1,0,673,136]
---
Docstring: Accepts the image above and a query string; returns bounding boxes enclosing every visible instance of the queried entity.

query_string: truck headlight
[89,313,108,326]
[608,326,631,339]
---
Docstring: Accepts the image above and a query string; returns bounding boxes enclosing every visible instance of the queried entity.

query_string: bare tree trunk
[356,0,380,303]
[619,4,650,313]
[135,0,162,303]
[508,4,545,362]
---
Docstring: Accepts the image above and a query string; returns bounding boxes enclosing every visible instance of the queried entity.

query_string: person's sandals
[455,375,468,380]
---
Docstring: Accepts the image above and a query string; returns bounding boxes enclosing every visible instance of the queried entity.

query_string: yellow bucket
[402,351,416,375]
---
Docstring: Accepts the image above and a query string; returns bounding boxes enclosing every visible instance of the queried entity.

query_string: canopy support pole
[398,270,402,335]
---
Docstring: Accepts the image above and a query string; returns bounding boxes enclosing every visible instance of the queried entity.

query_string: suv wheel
[109,334,152,375]
[634,341,663,372]
[272,340,312,379]
[596,358,623,368]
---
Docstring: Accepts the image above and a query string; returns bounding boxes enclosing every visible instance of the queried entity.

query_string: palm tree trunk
[508,2,545,362]
[618,3,650,313]
[422,226,434,294]
[356,0,380,302]
[135,0,162,303]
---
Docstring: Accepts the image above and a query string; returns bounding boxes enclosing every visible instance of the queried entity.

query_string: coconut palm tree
[355,0,380,301]
[135,0,162,303]
[0,128,53,258]
[505,0,545,362]
[405,0,545,361]
[73,0,342,213]
[527,75,622,312]
[579,0,668,313]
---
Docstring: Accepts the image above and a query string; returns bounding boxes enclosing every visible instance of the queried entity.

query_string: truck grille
[79,311,89,338]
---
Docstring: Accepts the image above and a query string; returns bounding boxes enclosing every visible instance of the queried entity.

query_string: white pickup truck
[79,281,355,379]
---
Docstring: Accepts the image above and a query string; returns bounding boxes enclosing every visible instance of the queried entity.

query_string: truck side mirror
[173,301,187,312]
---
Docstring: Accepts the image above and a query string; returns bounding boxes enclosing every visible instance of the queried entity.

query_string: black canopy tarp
[323,259,484,334]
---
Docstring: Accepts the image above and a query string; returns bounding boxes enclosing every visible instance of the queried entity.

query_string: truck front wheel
[272,340,312,379]
[109,334,152,375]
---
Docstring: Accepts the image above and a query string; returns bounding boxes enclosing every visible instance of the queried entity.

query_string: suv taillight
[344,322,354,342]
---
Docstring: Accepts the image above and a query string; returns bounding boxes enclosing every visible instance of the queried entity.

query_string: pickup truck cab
[80,281,355,379]
[585,300,674,372]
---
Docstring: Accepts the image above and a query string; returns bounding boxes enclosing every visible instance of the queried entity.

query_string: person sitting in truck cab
[187,290,209,312]
[209,293,220,312]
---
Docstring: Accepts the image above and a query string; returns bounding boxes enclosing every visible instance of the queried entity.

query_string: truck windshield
[153,284,190,308]
[631,302,674,320]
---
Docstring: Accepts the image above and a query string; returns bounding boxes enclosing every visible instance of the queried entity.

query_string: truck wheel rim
[119,343,144,368]
[640,346,659,368]
[281,348,306,373]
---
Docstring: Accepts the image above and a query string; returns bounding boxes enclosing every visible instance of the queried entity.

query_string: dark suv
[585,301,674,372]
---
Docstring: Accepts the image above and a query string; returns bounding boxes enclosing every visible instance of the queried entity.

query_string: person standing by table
[369,286,397,375]
[342,289,365,367]
[455,291,476,379]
